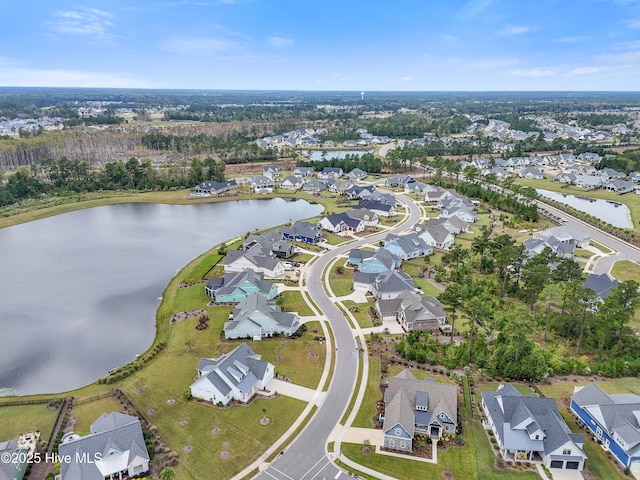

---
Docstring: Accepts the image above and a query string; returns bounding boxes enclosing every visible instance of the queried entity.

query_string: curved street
[255,194,422,480]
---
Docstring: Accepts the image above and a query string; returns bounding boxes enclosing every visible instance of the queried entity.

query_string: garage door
[566,462,580,470]
[550,461,563,469]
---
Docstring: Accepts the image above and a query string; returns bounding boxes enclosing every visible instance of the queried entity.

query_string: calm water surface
[536,189,634,229]
[0,199,322,395]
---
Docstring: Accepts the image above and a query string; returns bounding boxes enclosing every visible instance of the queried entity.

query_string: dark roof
[583,273,619,299]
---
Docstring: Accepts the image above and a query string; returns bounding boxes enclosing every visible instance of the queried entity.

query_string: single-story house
[194,179,238,195]
[357,199,396,217]
[533,226,591,248]
[482,384,586,471]
[319,213,364,233]
[377,290,448,331]
[383,233,432,260]
[224,293,299,340]
[58,412,150,480]
[414,224,455,250]
[359,248,401,274]
[190,343,274,405]
[346,168,367,182]
[583,273,619,302]
[345,208,379,227]
[224,244,285,278]
[280,221,322,244]
[0,440,29,480]
[385,174,415,187]
[519,167,544,180]
[317,167,344,179]
[571,383,640,472]
[302,179,327,192]
[381,370,458,452]
[426,216,470,235]
[293,166,315,178]
[205,269,278,303]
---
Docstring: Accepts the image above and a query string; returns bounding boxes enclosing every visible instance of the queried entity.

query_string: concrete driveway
[549,469,584,480]
[266,378,325,405]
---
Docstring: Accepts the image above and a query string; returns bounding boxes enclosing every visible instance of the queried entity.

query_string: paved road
[537,201,640,273]
[256,194,422,480]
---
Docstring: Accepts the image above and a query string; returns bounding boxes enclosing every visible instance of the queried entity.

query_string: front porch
[503,448,543,463]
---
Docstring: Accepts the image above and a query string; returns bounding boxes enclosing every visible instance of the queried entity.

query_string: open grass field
[611,259,640,282]
[386,367,456,384]
[342,299,375,329]
[538,377,640,400]
[412,278,443,296]
[279,290,315,316]
[0,404,59,441]
[71,396,124,436]
[328,263,354,297]
[590,240,613,254]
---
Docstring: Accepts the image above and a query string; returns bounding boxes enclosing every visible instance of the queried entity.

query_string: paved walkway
[632,470,640,480]
[265,379,325,406]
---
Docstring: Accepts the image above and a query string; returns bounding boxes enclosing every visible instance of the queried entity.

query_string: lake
[300,150,371,161]
[0,198,323,396]
[536,189,634,229]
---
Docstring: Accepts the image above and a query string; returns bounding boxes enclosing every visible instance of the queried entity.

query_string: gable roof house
[302,179,327,192]
[0,440,28,480]
[583,273,619,302]
[224,293,300,340]
[366,190,396,207]
[318,213,365,233]
[293,166,315,178]
[385,174,416,187]
[359,248,401,274]
[194,179,238,196]
[262,165,280,179]
[205,269,278,303]
[405,181,434,195]
[414,223,455,250]
[381,370,458,452]
[250,175,275,193]
[317,167,344,179]
[357,199,396,217]
[345,207,379,227]
[438,195,478,223]
[604,179,635,194]
[279,175,303,190]
[346,168,367,181]
[424,186,456,203]
[373,270,416,299]
[242,230,295,259]
[426,216,470,235]
[533,226,591,248]
[553,172,577,184]
[482,384,586,471]
[58,412,150,480]
[280,221,322,244]
[571,382,640,472]
[519,167,544,180]
[383,233,432,260]
[574,175,603,190]
[190,343,274,406]
[376,290,448,332]
[224,244,285,278]
[328,179,354,194]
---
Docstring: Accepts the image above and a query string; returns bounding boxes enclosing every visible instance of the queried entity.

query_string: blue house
[360,248,400,274]
[205,269,278,303]
[383,233,432,260]
[571,383,640,472]
[280,221,322,244]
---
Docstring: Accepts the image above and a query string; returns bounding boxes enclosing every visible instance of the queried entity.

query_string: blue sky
[1,0,639,91]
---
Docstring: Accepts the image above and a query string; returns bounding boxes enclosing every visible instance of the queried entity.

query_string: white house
[58,412,150,480]
[224,244,285,278]
[190,343,274,406]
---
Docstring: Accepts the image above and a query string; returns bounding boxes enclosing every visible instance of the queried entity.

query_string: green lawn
[611,259,640,282]
[352,358,382,428]
[574,248,594,259]
[590,240,613,254]
[413,278,442,296]
[0,404,59,441]
[328,263,354,297]
[71,396,124,435]
[186,252,223,281]
[387,366,456,384]
[279,290,314,316]
[478,382,536,396]
[343,299,375,328]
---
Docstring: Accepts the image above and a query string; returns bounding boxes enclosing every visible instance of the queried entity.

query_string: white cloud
[510,68,554,77]
[566,67,599,76]
[441,35,458,42]
[47,8,114,38]
[0,62,159,88]
[497,25,536,36]
[627,17,640,28]
[400,76,414,81]
[163,37,243,55]
[267,36,294,48]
